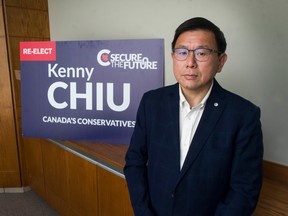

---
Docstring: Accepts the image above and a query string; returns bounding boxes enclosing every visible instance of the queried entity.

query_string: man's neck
[180,82,213,108]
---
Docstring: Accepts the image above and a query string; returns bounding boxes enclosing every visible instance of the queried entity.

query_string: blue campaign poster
[20,39,164,144]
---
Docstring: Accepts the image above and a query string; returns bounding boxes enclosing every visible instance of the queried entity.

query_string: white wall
[48,0,288,166]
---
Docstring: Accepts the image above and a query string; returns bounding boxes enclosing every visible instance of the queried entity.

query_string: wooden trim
[263,160,288,185]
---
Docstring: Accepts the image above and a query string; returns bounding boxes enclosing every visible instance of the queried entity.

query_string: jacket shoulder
[224,89,260,111]
[210,80,260,115]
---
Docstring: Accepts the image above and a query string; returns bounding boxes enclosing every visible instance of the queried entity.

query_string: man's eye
[197,51,207,56]
[178,50,188,55]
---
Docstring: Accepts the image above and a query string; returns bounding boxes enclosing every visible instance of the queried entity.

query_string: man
[124,17,263,216]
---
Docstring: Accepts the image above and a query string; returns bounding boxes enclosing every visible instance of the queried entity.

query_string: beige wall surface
[48,0,288,165]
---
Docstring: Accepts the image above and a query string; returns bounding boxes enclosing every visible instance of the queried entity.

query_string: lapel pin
[214,102,219,107]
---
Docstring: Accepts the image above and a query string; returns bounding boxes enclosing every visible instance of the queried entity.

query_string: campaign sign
[21,39,164,144]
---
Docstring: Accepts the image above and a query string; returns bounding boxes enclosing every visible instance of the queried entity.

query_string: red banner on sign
[20,41,56,61]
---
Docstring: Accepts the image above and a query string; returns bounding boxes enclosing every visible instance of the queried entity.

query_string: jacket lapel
[165,84,181,170]
[177,80,227,180]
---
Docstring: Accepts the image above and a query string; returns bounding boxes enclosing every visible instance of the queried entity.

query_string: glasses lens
[173,48,214,61]
[174,48,188,61]
[194,48,211,62]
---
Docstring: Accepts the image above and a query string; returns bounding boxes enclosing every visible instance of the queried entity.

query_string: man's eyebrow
[174,45,187,48]
[197,45,211,49]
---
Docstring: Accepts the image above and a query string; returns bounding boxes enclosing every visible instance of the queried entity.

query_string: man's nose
[186,51,197,67]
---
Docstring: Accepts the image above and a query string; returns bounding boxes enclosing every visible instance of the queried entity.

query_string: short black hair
[171,17,227,54]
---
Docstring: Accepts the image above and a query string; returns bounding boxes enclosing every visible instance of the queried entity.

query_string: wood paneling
[0,104,19,185]
[23,138,45,197]
[0,37,13,108]
[42,139,69,216]
[64,140,129,168]
[24,138,134,216]
[0,5,4,36]
[0,3,21,187]
[5,0,48,10]
[1,0,50,187]
[5,6,49,38]
[253,161,288,215]
[98,167,134,216]
[263,160,288,185]
[67,150,98,216]
[253,178,288,215]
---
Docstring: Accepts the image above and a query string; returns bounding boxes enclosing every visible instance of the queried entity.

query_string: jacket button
[171,193,175,198]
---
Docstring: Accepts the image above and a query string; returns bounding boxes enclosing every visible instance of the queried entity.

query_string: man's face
[172,30,227,95]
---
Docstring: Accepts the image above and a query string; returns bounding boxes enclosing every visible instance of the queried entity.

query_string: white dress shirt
[179,82,213,169]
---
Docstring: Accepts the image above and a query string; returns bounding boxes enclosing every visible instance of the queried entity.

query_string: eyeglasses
[172,48,220,62]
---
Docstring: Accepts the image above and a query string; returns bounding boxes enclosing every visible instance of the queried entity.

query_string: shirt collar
[179,80,214,110]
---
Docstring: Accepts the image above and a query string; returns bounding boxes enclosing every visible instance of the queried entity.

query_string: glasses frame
[172,47,220,62]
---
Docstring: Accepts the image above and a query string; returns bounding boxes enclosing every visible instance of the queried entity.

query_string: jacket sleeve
[214,106,263,216]
[124,94,156,216]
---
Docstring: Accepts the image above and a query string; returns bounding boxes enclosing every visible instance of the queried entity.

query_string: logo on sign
[96,49,158,70]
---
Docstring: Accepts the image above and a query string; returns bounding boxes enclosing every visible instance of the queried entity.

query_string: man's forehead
[175,30,217,46]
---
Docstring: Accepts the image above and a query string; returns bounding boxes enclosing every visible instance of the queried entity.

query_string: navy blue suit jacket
[124,80,263,216]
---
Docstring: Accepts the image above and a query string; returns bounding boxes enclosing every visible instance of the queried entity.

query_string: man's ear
[217,53,228,72]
